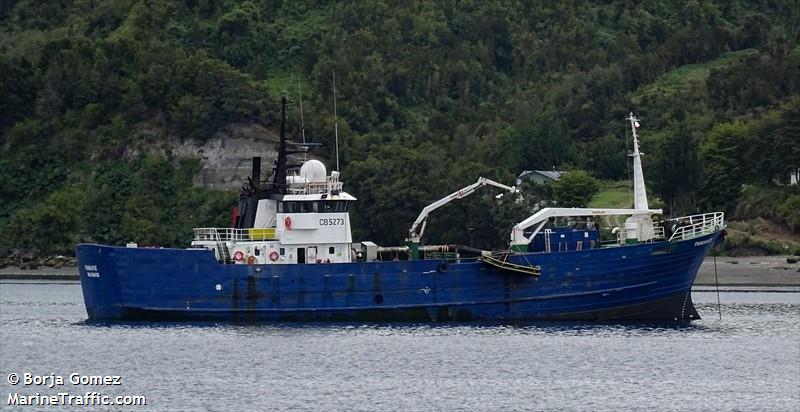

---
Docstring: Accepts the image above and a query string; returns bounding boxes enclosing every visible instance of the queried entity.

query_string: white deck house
[516,170,564,186]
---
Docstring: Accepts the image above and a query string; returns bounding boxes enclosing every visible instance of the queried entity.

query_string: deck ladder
[213,229,231,263]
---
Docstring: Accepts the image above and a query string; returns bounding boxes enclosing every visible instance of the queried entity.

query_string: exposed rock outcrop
[172,123,282,190]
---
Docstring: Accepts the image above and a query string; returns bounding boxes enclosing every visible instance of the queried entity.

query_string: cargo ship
[76,100,724,322]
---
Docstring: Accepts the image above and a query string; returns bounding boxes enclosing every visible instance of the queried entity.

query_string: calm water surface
[1,281,798,411]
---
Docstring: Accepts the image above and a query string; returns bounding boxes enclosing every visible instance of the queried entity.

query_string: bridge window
[320,200,348,212]
[279,201,311,213]
[279,200,348,213]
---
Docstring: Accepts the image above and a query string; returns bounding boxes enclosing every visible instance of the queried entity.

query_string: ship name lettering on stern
[84,265,100,278]
[693,238,713,247]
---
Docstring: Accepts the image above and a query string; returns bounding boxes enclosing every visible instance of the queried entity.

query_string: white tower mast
[627,112,649,210]
[623,112,655,243]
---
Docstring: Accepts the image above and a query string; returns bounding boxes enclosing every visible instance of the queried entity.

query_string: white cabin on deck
[191,160,357,265]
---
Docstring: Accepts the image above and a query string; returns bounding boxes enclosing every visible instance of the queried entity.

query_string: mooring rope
[714,254,722,320]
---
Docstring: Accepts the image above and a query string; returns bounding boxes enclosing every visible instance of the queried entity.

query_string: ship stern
[76,244,124,320]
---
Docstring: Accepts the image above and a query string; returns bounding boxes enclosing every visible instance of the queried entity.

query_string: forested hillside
[1,0,799,255]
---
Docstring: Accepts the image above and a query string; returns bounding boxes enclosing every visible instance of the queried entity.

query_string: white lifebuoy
[269,251,279,262]
[233,250,244,261]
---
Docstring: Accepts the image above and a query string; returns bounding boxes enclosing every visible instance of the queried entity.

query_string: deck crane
[406,177,519,259]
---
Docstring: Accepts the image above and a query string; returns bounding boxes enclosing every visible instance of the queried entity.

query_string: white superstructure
[191,160,357,265]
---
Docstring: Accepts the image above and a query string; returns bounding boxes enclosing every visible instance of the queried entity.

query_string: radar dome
[300,160,327,182]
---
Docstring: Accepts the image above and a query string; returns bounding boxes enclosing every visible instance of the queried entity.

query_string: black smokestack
[246,156,261,228]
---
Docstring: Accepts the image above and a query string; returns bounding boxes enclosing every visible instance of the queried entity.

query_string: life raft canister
[269,251,279,262]
[233,250,244,261]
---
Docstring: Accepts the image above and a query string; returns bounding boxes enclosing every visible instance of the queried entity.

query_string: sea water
[1,281,798,411]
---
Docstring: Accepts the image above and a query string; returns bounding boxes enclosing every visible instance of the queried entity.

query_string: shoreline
[694,255,799,286]
[2,255,798,286]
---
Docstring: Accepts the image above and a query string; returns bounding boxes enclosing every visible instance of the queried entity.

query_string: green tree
[1,0,798,256]
[552,170,599,207]
[343,139,447,244]
[648,122,701,216]
[0,188,87,254]
[699,122,748,212]
[778,195,800,232]
[771,99,800,183]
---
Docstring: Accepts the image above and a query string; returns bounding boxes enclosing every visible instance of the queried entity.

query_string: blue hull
[76,232,720,322]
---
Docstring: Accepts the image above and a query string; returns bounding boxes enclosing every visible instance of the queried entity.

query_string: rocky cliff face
[172,123,281,190]
[122,121,323,190]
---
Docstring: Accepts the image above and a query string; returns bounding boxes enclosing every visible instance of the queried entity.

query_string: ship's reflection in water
[1,281,798,411]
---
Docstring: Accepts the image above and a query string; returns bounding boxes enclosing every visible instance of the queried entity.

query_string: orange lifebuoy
[269,251,279,262]
[247,255,256,265]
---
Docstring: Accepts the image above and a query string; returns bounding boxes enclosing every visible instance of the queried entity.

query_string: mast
[273,94,288,194]
[333,69,340,171]
[298,80,307,161]
[627,112,649,210]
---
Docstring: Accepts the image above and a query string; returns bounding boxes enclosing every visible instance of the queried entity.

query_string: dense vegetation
[1,0,798,255]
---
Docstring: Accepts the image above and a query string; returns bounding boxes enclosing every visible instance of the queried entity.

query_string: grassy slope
[724,219,800,256]
[630,49,759,105]
[588,180,633,230]
[589,180,633,209]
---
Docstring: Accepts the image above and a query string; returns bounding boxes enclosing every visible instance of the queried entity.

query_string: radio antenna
[298,79,307,160]
[333,69,340,171]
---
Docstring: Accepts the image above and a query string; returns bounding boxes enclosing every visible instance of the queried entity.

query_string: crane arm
[407,177,517,243]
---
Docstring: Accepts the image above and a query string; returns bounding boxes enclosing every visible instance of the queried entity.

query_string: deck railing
[666,212,725,242]
[193,227,277,242]
[287,179,344,195]
[652,225,665,240]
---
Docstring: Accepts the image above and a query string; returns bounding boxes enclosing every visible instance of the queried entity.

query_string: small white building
[516,170,564,186]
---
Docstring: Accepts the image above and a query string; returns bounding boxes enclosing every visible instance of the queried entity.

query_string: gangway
[481,255,541,276]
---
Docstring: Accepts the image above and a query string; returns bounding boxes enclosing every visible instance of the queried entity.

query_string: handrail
[286,179,344,195]
[193,228,277,242]
[667,212,724,242]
